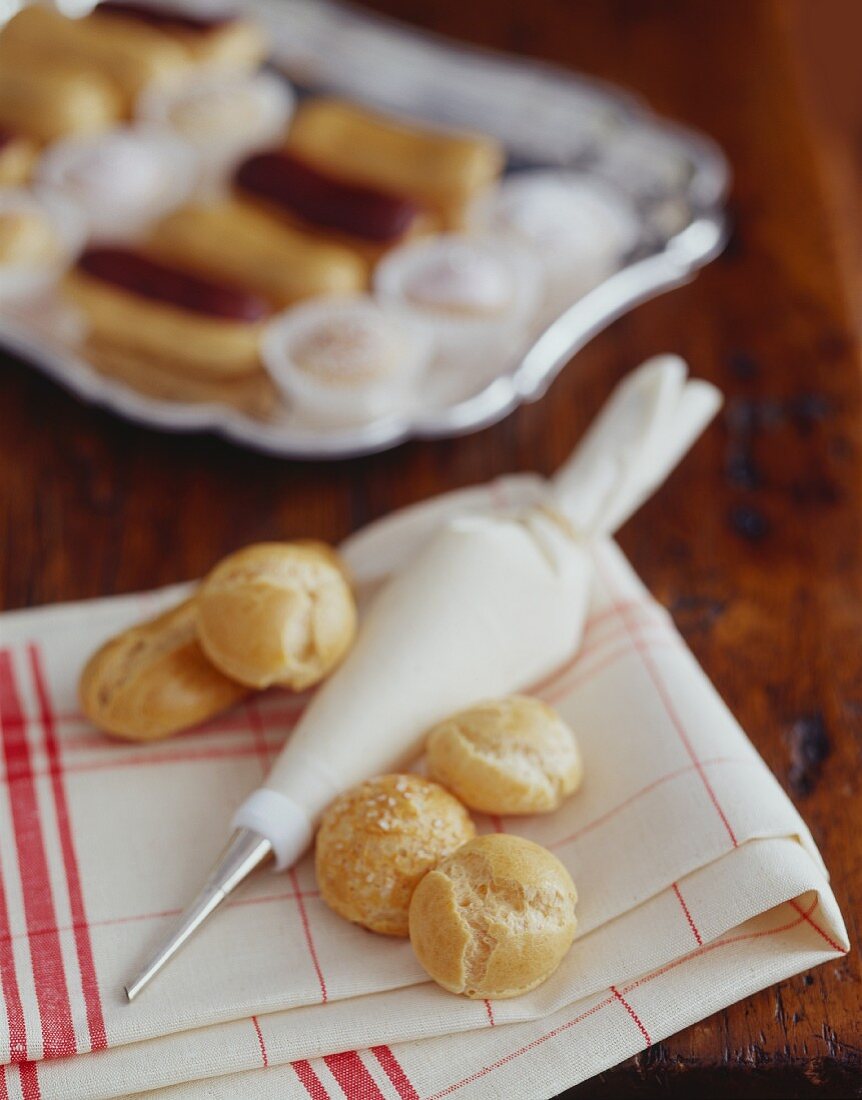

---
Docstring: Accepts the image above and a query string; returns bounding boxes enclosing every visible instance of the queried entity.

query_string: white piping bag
[125,355,721,1000]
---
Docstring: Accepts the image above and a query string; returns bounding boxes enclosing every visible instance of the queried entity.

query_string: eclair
[92,0,266,73]
[0,131,38,187]
[145,199,367,308]
[0,54,122,142]
[287,98,504,228]
[234,149,429,263]
[0,7,191,110]
[65,246,271,378]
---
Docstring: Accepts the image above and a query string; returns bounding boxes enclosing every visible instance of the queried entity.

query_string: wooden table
[1,1,860,1095]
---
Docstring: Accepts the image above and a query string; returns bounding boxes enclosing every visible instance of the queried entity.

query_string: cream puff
[409,834,578,999]
[425,696,583,815]
[79,596,248,741]
[315,774,475,936]
[196,541,357,690]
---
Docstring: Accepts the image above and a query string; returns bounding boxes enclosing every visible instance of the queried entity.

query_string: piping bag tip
[124,827,273,1002]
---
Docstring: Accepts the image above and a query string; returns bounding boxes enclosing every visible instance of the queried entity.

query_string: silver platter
[0,0,729,459]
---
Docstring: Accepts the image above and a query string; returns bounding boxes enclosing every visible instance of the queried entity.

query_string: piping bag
[125,356,721,1000]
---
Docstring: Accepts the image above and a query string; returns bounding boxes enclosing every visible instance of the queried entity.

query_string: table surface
[1,0,860,1096]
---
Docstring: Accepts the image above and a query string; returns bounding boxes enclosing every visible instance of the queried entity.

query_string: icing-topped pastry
[235,148,423,246]
[375,234,541,368]
[288,98,503,228]
[38,126,196,242]
[0,54,122,143]
[472,170,639,314]
[0,188,85,304]
[146,199,366,308]
[0,7,192,111]
[139,72,294,185]
[66,246,270,377]
[93,0,266,71]
[261,296,430,423]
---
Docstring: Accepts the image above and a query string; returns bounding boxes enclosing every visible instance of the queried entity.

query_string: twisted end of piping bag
[548,355,722,539]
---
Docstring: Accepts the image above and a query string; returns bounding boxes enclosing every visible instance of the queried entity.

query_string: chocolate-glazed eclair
[0,54,121,142]
[92,0,266,72]
[235,149,428,261]
[145,199,367,307]
[66,247,270,378]
[0,7,190,110]
[286,98,504,228]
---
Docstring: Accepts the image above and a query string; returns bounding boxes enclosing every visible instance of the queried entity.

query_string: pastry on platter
[409,834,578,999]
[37,125,196,242]
[426,695,583,815]
[92,0,266,73]
[471,169,640,316]
[196,541,357,690]
[65,246,271,378]
[0,56,122,143]
[235,148,430,263]
[145,199,367,307]
[287,98,504,228]
[79,597,248,741]
[316,773,475,936]
[85,341,279,418]
[0,188,85,304]
[260,295,430,424]
[0,132,39,187]
[139,71,294,185]
[0,7,191,110]
[374,232,541,370]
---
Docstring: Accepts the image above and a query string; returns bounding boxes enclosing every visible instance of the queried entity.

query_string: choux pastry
[79,597,248,741]
[0,133,38,187]
[0,8,191,110]
[287,98,504,226]
[426,696,583,815]
[92,1,266,73]
[315,774,475,936]
[65,247,270,379]
[409,834,577,999]
[145,200,367,309]
[234,149,430,264]
[0,57,121,143]
[196,542,357,690]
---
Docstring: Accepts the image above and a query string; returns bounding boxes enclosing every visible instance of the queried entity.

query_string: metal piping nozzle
[124,827,273,1001]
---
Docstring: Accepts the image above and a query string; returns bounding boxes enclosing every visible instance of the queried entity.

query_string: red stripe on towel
[0,650,76,1059]
[324,1050,385,1099]
[28,645,107,1052]
[370,1046,420,1100]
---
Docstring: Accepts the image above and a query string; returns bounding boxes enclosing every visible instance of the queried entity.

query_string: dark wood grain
[1,1,860,1095]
